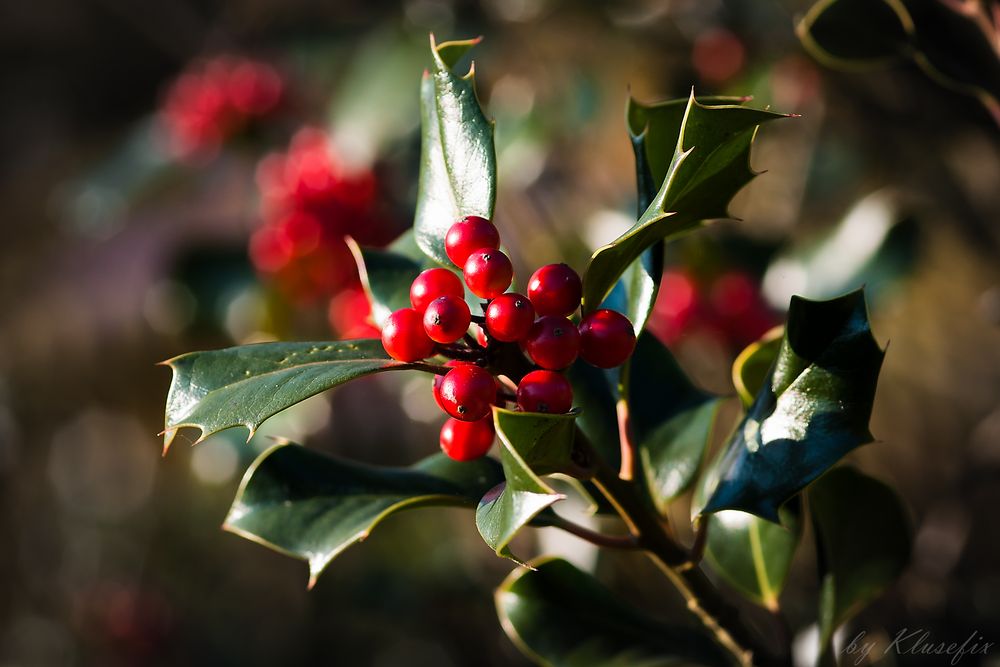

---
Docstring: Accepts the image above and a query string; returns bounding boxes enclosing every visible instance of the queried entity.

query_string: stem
[546,514,640,550]
[470,314,486,324]
[408,362,451,376]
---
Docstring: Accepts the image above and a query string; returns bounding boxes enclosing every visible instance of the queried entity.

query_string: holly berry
[437,364,496,421]
[527,263,582,317]
[440,415,495,461]
[410,268,465,313]
[516,370,573,414]
[464,249,513,299]
[381,308,436,362]
[433,360,473,412]
[423,295,472,344]
[524,315,580,369]
[445,215,500,267]
[578,309,636,368]
[485,293,535,342]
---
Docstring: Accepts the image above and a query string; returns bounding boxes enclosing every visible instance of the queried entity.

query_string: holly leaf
[348,239,422,328]
[161,339,428,451]
[224,442,503,587]
[475,408,578,562]
[732,327,783,408]
[496,558,730,667]
[629,333,721,512]
[566,360,621,471]
[699,290,885,521]
[797,0,912,67]
[414,35,497,266]
[810,466,911,649]
[703,500,802,611]
[583,93,789,312]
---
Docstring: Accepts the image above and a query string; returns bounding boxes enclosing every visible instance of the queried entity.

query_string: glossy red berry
[381,308,436,362]
[440,415,495,461]
[410,268,464,313]
[445,215,500,267]
[423,295,471,344]
[437,364,496,421]
[485,293,535,342]
[578,309,637,368]
[433,360,473,412]
[527,263,582,317]
[463,249,513,299]
[517,370,573,414]
[524,315,580,370]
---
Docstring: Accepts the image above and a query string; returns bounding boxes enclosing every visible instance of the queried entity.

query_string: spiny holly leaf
[224,442,503,587]
[810,466,911,649]
[699,290,885,521]
[476,408,578,562]
[496,558,730,667]
[348,239,422,328]
[797,0,912,66]
[703,500,802,611]
[732,326,783,408]
[629,333,721,512]
[583,93,789,313]
[161,339,427,451]
[414,35,497,266]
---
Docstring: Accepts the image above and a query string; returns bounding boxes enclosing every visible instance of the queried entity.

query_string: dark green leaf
[797,0,911,66]
[496,558,730,667]
[414,36,497,266]
[703,500,802,610]
[566,361,621,471]
[348,239,423,328]
[583,94,788,312]
[731,327,783,408]
[699,290,885,521]
[224,442,504,586]
[810,466,911,648]
[629,333,720,512]
[476,408,578,562]
[161,339,427,450]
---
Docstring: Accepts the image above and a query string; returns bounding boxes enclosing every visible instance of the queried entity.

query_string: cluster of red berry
[159,55,284,161]
[249,129,396,336]
[381,216,637,461]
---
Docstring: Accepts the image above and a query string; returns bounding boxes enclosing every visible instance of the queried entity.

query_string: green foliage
[698,290,885,521]
[224,442,504,587]
[731,327,783,408]
[703,501,802,611]
[629,333,720,512]
[161,339,430,451]
[582,94,788,313]
[349,239,422,328]
[810,466,911,649]
[496,558,731,667]
[476,408,578,562]
[565,361,621,470]
[414,36,497,265]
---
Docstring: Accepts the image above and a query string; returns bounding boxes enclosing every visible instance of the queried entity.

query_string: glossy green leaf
[797,0,912,66]
[583,94,788,312]
[496,558,730,667]
[414,36,497,266]
[476,408,578,562]
[703,500,802,611]
[161,339,426,451]
[348,239,422,328]
[566,361,621,471]
[810,466,911,648]
[224,442,504,587]
[699,290,885,521]
[732,327,783,408]
[629,333,720,512]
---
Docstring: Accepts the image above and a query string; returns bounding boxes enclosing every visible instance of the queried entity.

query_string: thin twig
[546,514,640,550]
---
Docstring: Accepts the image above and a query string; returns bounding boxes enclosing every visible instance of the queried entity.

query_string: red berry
[440,415,495,461]
[517,370,573,414]
[524,315,580,370]
[527,263,582,317]
[485,293,535,342]
[445,216,500,267]
[464,249,514,299]
[437,364,496,421]
[578,309,636,368]
[433,361,474,412]
[410,268,465,313]
[381,308,436,362]
[423,295,472,344]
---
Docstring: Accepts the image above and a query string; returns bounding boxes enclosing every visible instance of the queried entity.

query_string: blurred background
[1,0,998,665]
